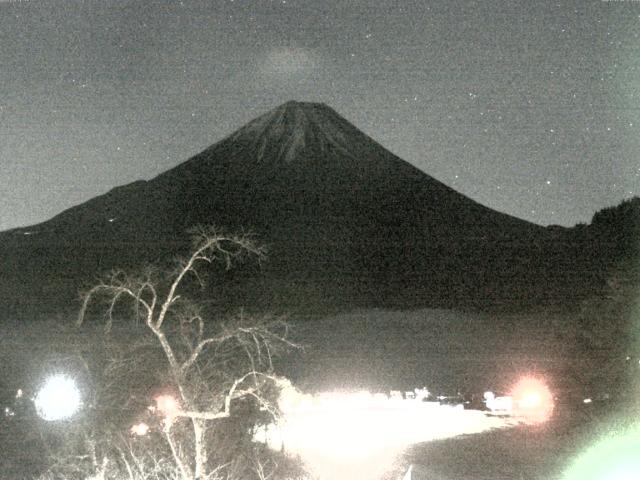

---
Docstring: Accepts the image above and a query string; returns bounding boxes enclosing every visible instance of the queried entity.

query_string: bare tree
[77,226,299,480]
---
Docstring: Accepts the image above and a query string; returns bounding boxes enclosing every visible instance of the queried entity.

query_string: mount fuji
[0,101,574,315]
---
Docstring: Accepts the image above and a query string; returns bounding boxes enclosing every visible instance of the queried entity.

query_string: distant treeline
[584,196,640,261]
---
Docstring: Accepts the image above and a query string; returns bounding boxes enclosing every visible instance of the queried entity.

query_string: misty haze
[1,2,639,480]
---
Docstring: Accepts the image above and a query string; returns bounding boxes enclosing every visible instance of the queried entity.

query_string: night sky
[1,0,639,231]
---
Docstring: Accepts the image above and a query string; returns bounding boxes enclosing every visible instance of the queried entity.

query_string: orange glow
[510,377,554,423]
[155,394,181,418]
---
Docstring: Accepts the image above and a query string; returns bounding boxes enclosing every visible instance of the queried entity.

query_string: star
[2,0,638,230]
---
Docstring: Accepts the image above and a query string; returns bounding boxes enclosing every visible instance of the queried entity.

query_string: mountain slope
[1,101,564,315]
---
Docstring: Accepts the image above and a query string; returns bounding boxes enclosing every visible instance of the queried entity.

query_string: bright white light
[130,422,150,436]
[34,374,81,421]
[519,392,541,409]
[260,389,518,480]
[583,398,592,404]
[486,395,513,413]
[511,377,554,423]
[154,394,181,418]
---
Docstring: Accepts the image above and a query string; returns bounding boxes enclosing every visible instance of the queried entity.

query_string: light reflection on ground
[257,389,535,480]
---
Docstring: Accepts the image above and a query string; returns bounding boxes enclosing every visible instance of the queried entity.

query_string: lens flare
[563,425,640,480]
[510,377,554,423]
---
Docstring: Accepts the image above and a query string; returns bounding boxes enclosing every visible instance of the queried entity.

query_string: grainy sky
[1,0,639,230]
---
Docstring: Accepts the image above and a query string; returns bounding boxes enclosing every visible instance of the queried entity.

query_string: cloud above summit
[259,47,319,83]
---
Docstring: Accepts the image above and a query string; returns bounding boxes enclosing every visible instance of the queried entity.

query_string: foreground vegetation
[1,227,307,480]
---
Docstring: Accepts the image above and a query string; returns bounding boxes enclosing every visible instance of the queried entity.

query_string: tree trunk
[193,418,208,480]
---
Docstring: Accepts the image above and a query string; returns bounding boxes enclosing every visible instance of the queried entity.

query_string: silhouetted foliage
[21,228,305,480]
[590,196,640,260]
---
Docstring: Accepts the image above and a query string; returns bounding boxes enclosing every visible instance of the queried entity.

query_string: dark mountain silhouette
[0,101,619,316]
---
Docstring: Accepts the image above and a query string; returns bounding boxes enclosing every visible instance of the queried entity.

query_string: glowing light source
[259,389,519,480]
[34,374,81,421]
[130,422,150,436]
[154,394,181,418]
[510,377,554,423]
[485,394,513,414]
[520,391,542,409]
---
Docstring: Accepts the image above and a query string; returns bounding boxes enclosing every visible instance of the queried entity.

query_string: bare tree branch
[73,227,295,480]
